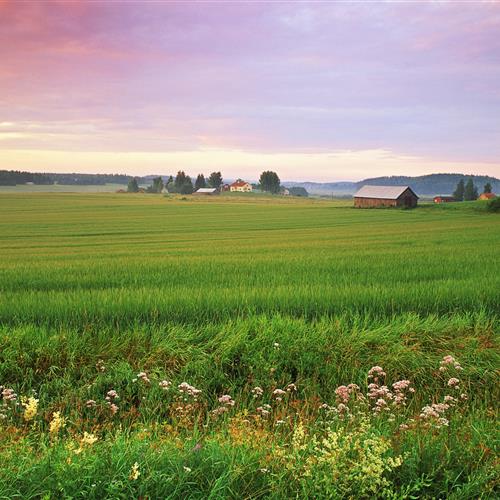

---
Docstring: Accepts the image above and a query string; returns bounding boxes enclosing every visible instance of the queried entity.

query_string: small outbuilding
[434,196,456,204]
[193,188,219,195]
[353,185,418,208]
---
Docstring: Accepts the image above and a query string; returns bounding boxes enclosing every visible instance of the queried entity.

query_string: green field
[0,193,498,498]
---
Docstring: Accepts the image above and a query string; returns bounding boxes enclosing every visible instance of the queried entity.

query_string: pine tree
[453,179,465,201]
[464,179,478,201]
[195,174,206,190]
[484,182,492,194]
[127,178,139,193]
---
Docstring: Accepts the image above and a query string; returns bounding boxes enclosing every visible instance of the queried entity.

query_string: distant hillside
[284,174,500,196]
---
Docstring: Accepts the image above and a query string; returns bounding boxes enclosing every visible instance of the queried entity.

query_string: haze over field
[1,2,499,180]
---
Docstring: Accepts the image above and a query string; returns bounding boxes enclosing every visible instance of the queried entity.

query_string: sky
[0,1,499,182]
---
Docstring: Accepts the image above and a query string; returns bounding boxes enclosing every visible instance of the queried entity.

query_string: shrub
[486,196,500,212]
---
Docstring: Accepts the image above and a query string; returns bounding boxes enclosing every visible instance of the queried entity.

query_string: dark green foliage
[208,171,223,189]
[146,177,164,193]
[127,178,139,193]
[483,182,492,194]
[464,178,478,201]
[486,196,500,212]
[288,186,308,197]
[259,171,281,194]
[180,177,194,194]
[195,174,206,190]
[453,179,465,201]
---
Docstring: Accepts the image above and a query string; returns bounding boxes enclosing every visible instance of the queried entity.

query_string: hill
[284,173,500,196]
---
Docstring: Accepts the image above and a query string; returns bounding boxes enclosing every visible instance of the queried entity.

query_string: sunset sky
[1,1,499,181]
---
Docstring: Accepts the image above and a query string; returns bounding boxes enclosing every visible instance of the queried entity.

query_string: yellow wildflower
[129,462,140,480]
[49,411,66,436]
[22,396,39,421]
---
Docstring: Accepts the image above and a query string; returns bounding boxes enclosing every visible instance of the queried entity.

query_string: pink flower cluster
[159,380,171,390]
[135,372,151,384]
[252,386,263,398]
[1,387,17,402]
[178,382,202,400]
[273,389,286,401]
[439,355,462,372]
[212,394,235,416]
[105,389,119,414]
[257,404,272,418]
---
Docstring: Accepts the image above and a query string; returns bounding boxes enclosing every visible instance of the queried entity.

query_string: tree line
[452,179,492,201]
[128,170,288,195]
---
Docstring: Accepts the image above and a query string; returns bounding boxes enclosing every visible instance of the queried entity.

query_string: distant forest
[0,170,132,186]
[359,173,500,195]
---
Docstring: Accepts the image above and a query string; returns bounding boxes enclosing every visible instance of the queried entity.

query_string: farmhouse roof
[230,180,250,187]
[195,188,217,193]
[479,192,496,199]
[354,185,418,200]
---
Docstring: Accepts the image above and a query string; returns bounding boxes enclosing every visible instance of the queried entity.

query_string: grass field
[0,193,498,498]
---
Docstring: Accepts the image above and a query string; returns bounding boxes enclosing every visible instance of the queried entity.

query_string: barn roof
[354,185,418,200]
[195,188,217,193]
[230,180,250,187]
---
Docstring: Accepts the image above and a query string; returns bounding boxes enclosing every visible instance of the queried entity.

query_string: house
[221,184,230,192]
[193,188,219,195]
[281,188,290,196]
[230,180,252,192]
[434,196,456,203]
[479,192,496,200]
[353,185,419,208]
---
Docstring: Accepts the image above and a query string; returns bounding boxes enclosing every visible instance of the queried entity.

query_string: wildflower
[257,404,271,418]
[129,462,140,480]
[251,386,263,398]
[183,466,192,473]
[86,399,97,408]
[22,396,39,421]
[275,419,285,426]
[1,388,17,402]
[447,378,460,388]
[335,385,351,403]
[444,395,456,403]
[460,393,468,400]
[399,423,409,431]
[96,359,106,372]
[260,468,269,474]
[273,342,280,349]
[105,389,119,401]
[440,355,462,372]
[368,366,386,380]
[286,383,297,392]
[49,411,66,436]
[178,382,201,400]
[218,394,235,406]
[272,389,286,401]
[137,372,150,384]
[159,380,171,390]
[109,403,119,415]
[81,431,98,446]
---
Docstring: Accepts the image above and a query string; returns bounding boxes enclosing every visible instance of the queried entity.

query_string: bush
[486,197,500,212]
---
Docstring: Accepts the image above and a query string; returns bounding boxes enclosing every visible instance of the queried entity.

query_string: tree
[453,179,465,201]
[208,171,223,189]
[152,176,164,193]
[259,171,281,194]
[484,182,492,194]
[195,174,206,190]
[464,179,478,201]
[174,171,188,191]
[127,178,139,193]
[179,176,193,194]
